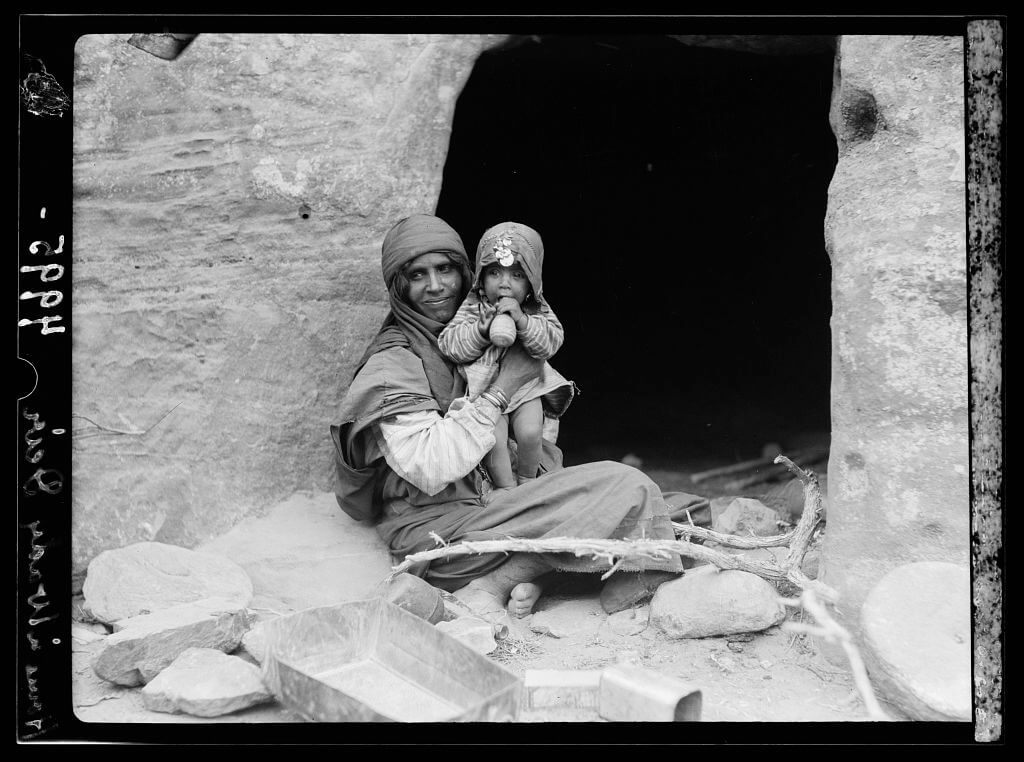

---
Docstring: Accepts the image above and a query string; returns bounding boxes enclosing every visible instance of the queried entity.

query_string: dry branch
[724,450,829,492]
[688,446,826,484]
[671,521,794,548]
[391,454,835,599]
[781,589,889,721]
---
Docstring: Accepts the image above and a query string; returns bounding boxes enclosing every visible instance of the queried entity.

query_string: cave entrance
[437,34,837,476]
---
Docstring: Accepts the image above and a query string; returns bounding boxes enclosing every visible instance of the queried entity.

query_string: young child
[438,221,574,488]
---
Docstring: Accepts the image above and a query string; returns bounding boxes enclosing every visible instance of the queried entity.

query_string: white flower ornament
[493,235,515,267]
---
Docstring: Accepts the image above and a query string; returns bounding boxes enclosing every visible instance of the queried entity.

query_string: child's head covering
[474,222,546,303]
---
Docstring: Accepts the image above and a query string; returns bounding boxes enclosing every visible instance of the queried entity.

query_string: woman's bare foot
[507,582,542,618]
[452,579,507,619]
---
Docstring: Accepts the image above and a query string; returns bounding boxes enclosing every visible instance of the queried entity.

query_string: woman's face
[404,251,463,323]
[481,262,530,306]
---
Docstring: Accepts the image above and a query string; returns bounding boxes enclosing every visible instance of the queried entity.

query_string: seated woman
[331,214,707,619]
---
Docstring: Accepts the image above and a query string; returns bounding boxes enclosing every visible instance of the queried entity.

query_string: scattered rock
[801,548,821,579]
[708,652,739,673]
[377,573,445,624]
[650,567,787,639]
[82,542,253,624]
[712,498,783,537]
[606,606,650,637]
[724,546,789,567]
[860,561,971,722]
[237,618,272,666]
[72,622,109,646]
[620,453,644,469]
[141,647,273,717]
[92,597,250,686]
[435,617,497,654]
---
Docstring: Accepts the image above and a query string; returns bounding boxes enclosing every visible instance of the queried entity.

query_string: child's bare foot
[507,582,542,618]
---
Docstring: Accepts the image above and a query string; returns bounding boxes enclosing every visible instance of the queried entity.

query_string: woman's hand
[491,342,542,400]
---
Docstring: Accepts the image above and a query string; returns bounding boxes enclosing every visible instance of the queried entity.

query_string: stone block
[92,597,250,686]
[141,647,273,717]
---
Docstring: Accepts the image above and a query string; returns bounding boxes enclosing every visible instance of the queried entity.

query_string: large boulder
[82,541,253,624]
[70,33,505,574]
[141,647,273,717]
[650,567,786,639]
[819,34,969,639]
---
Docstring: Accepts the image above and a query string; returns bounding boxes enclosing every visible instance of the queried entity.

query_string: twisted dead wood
[390,454,835,599]
[781,589,889,721]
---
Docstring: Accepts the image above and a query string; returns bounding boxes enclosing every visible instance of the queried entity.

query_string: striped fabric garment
[437,293,565,398]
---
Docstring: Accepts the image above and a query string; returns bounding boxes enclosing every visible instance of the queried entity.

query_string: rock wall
[71,33,501,573]
[73,31,972,639]
[821,36,969,630]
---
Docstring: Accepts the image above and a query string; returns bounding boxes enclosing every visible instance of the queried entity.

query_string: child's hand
[495,296,526,326]
[477,301,498,339]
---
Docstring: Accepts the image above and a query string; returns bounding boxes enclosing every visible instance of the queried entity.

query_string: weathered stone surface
[70,33,506,574]
[82,542,253,624]
[435,617,497,655]
[141,647,273,717]
[92,597,250,686]
[820,35,970,641]
[377,572,445,624]
[199,491,394,611]
[650,567,787,639]
[860,561,971,721]
[713,498,783,537]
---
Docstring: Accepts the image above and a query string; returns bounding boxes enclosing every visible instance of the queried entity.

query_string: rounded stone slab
[860,561,971,721]
[83,542,254,624]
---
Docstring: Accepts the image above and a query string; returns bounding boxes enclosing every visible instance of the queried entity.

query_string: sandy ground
[69,454,914,740]
[73,581,879,727]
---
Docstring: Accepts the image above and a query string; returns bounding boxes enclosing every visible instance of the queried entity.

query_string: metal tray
[261,598,521,722]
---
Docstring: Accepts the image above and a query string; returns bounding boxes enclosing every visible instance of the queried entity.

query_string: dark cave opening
[436,34,838,469]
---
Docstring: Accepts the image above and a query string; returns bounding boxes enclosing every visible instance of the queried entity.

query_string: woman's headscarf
[353,214,473,412]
